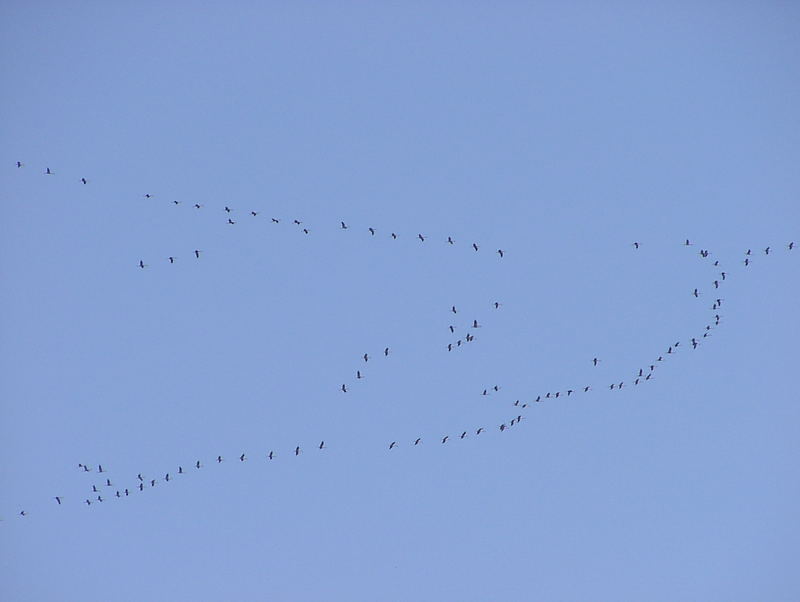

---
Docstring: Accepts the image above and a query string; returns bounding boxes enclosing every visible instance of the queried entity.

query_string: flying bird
[45,167,53,175]
[295,446,301,456]
[194,249,201,258]
[418,234,425,242]
[447,236,454,244]
[81,177,87,184]
[389,441,397,449]
[414,438,421,445]
[441,436,449,444]
[497,249,504,257]
[341,221,348,229]
[54,497,62,505]
[319,441,325,449]
[384,347,389,356]
[368,227,375,235]
[341,384,347,393]
[472,243,479,251]
[239,454,246,462]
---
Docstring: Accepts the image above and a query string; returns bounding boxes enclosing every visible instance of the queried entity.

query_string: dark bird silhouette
[150,480,156,487]
[16,161,22,168]
[441,436,449,444]
[293,220,302,225]
[178,466,183,474]
[116,490,121,497]
[81,178,87,185]
[45,167,53,175]
[125,489,129,496]
[472,319,480,328]
[472,243,479,251]
[447,236,454,244]
[239,454,246,462]
[341,221,348,229]
[194,249,201,258]
[789,242,795,250]
[268,451,274,460]
[369,227,375,236]
[272,218,280,223]
[389,441,397,449]
[228,218,235,225]
[194,203,203,209]
[138,260,147,269]
[633,242,640,249]
[384,347,389,356]
[319,441,325,449]
[225,206,232,213]
[105,478,112,487]
[303,228,310,234]
[54,497,62,505]
[173,200,181,205]
[139,483,144,491]
[497,249,504,258]
[357,370,363,379]
[449,325,455,333]
[584,386,590,392]
[418,234,425,241]
[391,233,397,239]
[476,428,484,435]
[720,272,726,280]
[499,424,506,431]
[98,465,105,473]
[363,353,369,362]
[341,384,347,393]
[92,485,99,493]
[97,496,104,502]
[693,288,699,297]
[168,256,176,264]
[414,438,421,445]
[460,431,467,439]
[138,473,143,481]
[448,343,453,352]
[144,194,152,198]
[744,258,750,266]
[494,302,501,309]
[295,446,301,456]
[593,357,600,366]
[217,455,223,463]
[251,211,258,216]
[85,500,91,506]
[684,239,691,246]
[451,306,458,314]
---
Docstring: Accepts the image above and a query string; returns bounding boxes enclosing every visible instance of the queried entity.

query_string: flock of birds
[4,161,796,520]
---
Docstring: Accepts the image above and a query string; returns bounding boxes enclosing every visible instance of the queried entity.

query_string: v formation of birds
[5,161,796,520]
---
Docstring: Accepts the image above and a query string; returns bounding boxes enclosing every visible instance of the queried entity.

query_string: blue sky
[1,2,798,601]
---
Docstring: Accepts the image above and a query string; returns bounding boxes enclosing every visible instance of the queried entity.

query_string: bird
[138,260,147,269]
[414,438,422,445]
[789,242,795,250]
[449,325,455,333]
[295,446,301,456]
[116,491,121,497]
[251,211,258,217]
[137,473,143,481]
[720,272,726,280]
[293,219,302,225]
[418,234,425,241]
[583,386,590,392]
[494,302,501,309]
[499,424,506,431]
[451,306,458,314]
[472,319,480,328]
[341,384,347,393]
[447,236,454,244]
[497,249,504,258]
[303,228,309,234]
[224,206,233,213]
[228,218,235,224]
[194,249,201,258]
[684,239,691,246]
[139,483,144,491]
[196,460,202,468]
[92,485,99,493]
[368,227,375,236]
[194,203,203,209]
[744,258,750,266]
[693,288,699,297]
[341,221,348,229]
[97,496,104,502]
[173,200,181,205]
[472,243,479,251]
[98,465,105,473]
[319,441,325,449]
[476,428,484,435]
[493,385,500,391]
[168,256,176,264]
[389,442,397,449]
[16,161,22,167]
[447,343,453,352]
[144,193,153,198]
[363,353,369,362]
[764,246,771,255]
[633,242,640,249]
[125,489,129,496]
[384,347,389,356]
[217,455,223,463]
[54,497,62,505]
[150,479,156,487]
[239,454,246,462]
[391,232,397,239]
[592,357,601,366]
[85,500,91,506]
[45,167,53,175]
[357,370,363,379]
[105,478,112,487]
[441,436,449,444]
[81,177,87,185]
[178,466,183,474]
[460,431,467,439]
[268,451,274,460]
[272,218,280,223]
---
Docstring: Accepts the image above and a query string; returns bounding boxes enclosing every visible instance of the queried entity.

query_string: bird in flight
[633,242,640,249]
[341,221,348,229]
[341,384,348,393]
[593,357,600,366]
[239,454,246,462]
[194,250,201,258]
[418,234,425,242]
[472,243,479,251]
[81,177,88,185]
[168,256,176,264]
[16,161,23,168]
[389,441,397,449]
[196,460,202,468]
[45,167,53,175]
[295,446,301,456]
[268,451,274,460]
[414,438,421,445]
[384,347,389,356]
[447,236,454,245]
[54,497,62,505]
[391,233,397,239]
[138,260,147,269]
[476,428,484,435]
[228,218,236,225]
[357,370,363,379]
[368,227,375,236]
[441,436,449,444]
[497,249,504,258]
[272,218,280,223]
[217,455,223,463]
[319,441,325,449]
[363,353,369,362]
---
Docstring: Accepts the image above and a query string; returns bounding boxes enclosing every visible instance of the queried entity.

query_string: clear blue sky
[1,2,798,601]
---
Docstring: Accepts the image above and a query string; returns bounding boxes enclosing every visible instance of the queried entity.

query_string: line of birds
[6,161,795,519]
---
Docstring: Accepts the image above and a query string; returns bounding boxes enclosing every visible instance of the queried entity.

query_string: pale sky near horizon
[1,3,799,601]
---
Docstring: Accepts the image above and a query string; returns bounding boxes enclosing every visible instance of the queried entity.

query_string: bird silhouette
[389,442,397,449]
[384,347,389,356]
[341,384,347,393]
[81,178,87,185]
[447,236,454,244]
[441,436,449,444]
[414,438,422,445]
[369,227,375,236]
[341,221,348,229]
[45,167,53,175]
[418,234,425,241]
[194,250,201,258]
[268,451,275,460]
[472,243,479,251]
[54,497,61,505]
[497,249,504,257]
[239,454,246,462]
[319,441,325,449]
[295,446,301,456]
